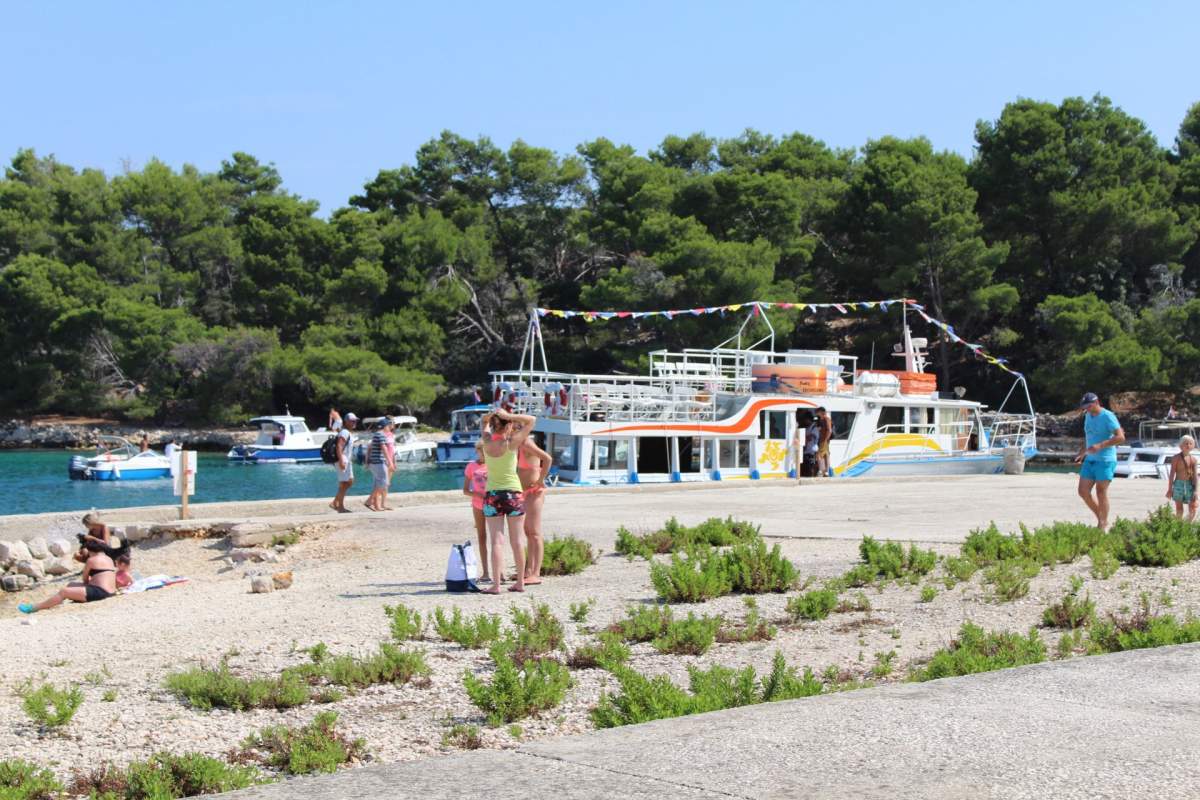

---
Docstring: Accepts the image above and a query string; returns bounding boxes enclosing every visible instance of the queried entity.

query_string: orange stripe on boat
[598,398,814,435]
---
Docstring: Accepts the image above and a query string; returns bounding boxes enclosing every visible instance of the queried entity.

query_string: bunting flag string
[533,298,1023,379]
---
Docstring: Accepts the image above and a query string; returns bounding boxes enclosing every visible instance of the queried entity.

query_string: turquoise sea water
[0,450,462,516]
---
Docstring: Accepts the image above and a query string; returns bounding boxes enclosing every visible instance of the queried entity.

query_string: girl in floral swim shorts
[480,408,536,594]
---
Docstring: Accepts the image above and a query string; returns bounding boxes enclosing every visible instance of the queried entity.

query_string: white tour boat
[488,303,1037,484]
[1114,420,1200,479]
[353,416,436,465]
[226,415,335,463]
[68,435,173,481]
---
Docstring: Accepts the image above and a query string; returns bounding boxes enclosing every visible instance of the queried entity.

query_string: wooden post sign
[172,450,196,519]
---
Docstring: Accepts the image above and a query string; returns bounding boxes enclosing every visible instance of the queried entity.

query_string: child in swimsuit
[1166,435,1199,521]
[518,436,553,585]
[462,442,490,581]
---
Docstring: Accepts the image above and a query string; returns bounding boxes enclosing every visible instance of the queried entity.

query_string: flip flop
[18,603,35,614]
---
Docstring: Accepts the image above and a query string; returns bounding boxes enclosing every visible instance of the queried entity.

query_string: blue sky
[3,1,1195,214]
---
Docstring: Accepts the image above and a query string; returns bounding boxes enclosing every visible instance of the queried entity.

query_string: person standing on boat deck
[1074,393,1124,530]
[1166,435,1199,521]
[481,408,536,594]
[815,407,833,477]
[330,413,357,513]
[791,410,807,483]
[329,408,343,432]
[804,414,819,477]
[139,433,150,452]
[519,433,554,584]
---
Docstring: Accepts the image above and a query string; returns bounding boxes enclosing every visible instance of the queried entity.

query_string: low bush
[433,608,504,649]
[910,622,1046,681]
[649,545,732,603]
[569,599,594,623]
[70,753,266,799]
[983,558,1040,602]
[0,759,64,800]
[165,665,311,711]
[839,563,878,589]
[1041,576,1096,630]
[942,556,977,584]
[652,613,722,655]
[962,523,1022,565]
[1087,595,1200,653]
[1109,506,1200,567]
[541,536,598,576]
[724,536,799,594]
[919,586,938,603]
[494,603,564,666]
[857,537,937,581]
[21,682,83,729]
[871,650,897,678]
[834,591,872,614]
[787,589,838,621]
[591,651,822,728]
[239,711,365,775]
[384,603,424,641]
[716,598,777,643]
[313,645,431,690]
[463,653,572,725]
[616,516,759,559]
[441,724,483,750]
[566,632,631,670]
[1017,521,1107,566]
[1089,548,1120,580]
[607,605,673,642]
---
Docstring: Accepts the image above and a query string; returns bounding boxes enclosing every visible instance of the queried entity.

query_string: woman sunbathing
[19,536,129,613]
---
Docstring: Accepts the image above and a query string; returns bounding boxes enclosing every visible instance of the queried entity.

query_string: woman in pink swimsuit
[517,434,553,584]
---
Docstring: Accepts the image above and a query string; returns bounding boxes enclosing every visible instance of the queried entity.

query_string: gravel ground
[0,476,1193,788]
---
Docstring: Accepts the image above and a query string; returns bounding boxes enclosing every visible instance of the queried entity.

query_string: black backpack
[320,434,341,464]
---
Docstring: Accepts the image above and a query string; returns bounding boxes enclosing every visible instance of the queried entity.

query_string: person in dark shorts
[19,536,128,613]
[480,408,536,594]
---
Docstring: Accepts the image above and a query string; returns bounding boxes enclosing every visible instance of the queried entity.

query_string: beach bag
[445,541,481,592]
[320,435,340,464]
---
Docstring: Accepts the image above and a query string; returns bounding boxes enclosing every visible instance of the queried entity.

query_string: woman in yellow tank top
[481,408,536,594]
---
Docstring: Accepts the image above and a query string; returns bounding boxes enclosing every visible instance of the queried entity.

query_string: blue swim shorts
[1079,459,1116,482]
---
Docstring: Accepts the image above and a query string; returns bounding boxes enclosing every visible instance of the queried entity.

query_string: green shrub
[314,645,431,690]
[1041,576,1096,629]
[566,632,631,670]
[271,532,300,548]
[1018,521,1108,566]
[649,545,732,603]
[21,683,83,729]
[942,556,977,584]
[569,599,594,623]
[910,622,1046,681]
[607,605,673,642]
[441,724,483,750]
[857,537,937,581]
[494,603,565,666]
[919,586,938,603]
[871,650,897,678]
[984,558,1040,602]
[962,523,1022,565]
[541,536,597,576]
[1110,506,1200,567]
[463,653,572,725]
[71,753,266,798]
[433,608,504,648]
[1089,548,1119,580]
[787,589,838,621]
[724,536,799,594]
[384,603,425,641]
[1087,594,1200,653]
[840,563,878,588]
[616,516,759,559]
[652,613,722,655]
[592,651,822,728]
[165,665,311,711]
[0,759,64,800]
[240,711,365,775]
[716,598,777,643]
[834,591,872,614]
[615,526,674,559]
[102,689,118,703]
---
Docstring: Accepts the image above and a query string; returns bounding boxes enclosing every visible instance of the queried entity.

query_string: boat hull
[435,441,476,469]
[227,446,323,464]
[89,466,172,481]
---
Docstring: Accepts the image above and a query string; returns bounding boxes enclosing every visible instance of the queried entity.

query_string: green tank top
[484,447,522,492]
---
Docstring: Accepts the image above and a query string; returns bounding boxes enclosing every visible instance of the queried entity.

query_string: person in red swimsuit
[517,434,553,584]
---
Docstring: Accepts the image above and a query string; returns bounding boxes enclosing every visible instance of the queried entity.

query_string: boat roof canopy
[454,405,491,413]
[248,416,306,425]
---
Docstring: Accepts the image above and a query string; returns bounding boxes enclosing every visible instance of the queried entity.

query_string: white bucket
[1003,445,1025,475]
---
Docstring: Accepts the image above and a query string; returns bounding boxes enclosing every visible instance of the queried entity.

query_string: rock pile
[0,536,76,592]
[0,419,254,451]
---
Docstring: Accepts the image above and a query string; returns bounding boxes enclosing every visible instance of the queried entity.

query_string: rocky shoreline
[0,419,256,451]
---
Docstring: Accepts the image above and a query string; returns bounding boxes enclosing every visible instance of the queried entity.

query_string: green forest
[3,94,1199,425]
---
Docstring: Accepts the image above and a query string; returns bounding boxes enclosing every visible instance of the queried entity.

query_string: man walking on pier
[1074,393,1124,530]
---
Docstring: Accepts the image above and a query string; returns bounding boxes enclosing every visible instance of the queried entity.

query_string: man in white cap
[331,413,358,513]
[1074,392,1124,530]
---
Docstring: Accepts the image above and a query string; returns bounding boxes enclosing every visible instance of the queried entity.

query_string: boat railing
[871,420,979,455]
[982,413,1037,453]
[649,348,860,390]
[491,370,736,423]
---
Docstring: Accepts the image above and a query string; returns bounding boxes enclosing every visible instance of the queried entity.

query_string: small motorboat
[1113,420,1200,478]
[226,415,334,463]
[68,435,172,481]
[352,416,436,465]
[435,404,489,468]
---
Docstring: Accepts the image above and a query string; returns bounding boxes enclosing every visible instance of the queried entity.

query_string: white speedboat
[353,416,436,465]
[489,302,1037,484]
[435,405,489,468]
[1114,420,1200,478]
[68,435,172,481]
[226,416,334,463]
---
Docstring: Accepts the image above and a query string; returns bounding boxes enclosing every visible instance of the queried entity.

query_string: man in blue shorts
[1074,392,1125,530]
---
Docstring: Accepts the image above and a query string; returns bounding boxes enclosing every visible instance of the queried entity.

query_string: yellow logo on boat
[759,440,788,471]
[834,434,943,476]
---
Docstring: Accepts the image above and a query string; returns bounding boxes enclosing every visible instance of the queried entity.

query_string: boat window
[1135,453,1162,463]
[593,439,629,471]
[289,424,305,435]
[637,437,671,473]
[760,411,788,440]
[830,412,856,440]
[678,437,702,473]
[548,434,576,470]
[719,439,751,469]
[907,407,935,435]
[877,406,904,432]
